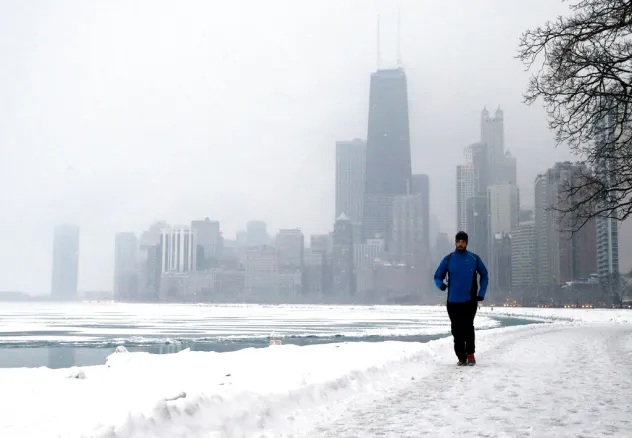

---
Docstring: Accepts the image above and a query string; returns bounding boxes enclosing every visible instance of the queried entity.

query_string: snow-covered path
[310,324,632,437]
[2,310,632,437]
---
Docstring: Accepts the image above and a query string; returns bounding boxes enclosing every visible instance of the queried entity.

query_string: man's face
[455,239,467,252]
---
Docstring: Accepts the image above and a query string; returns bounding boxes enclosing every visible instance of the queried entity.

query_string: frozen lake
[0,302,534,368]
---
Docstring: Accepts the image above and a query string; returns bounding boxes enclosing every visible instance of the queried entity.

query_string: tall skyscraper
[303,248,325,296]
[114,232,139,301]
[457,164,477,232]
[310,234,333,295]
[488,182,519,295]
[488,182,520,236]
[466,195,490,264]
[490,232,512,296]
[411,174,430,254]
[160,226,196,273]
[535,163,597,291]
[191,218,223,270]
[391,193,425,266]
[51,224,80,300]
[534,172,550,289]
[511,221,536,300]
[595,108,621,299]
[336,139,366,241]
[458,143,488,236]
[499,151,517,184]
[138,221,166,301]
[481,107,504,184]
[464,142,489,193]
[362,68,412,244]
[332,213,354,297]
[619,219,632,275]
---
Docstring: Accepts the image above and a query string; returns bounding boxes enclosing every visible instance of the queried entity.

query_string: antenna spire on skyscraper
[377,14,381,69]
[396,8,403,68]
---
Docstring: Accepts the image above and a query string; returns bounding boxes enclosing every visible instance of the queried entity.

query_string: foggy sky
[0,0,577,294]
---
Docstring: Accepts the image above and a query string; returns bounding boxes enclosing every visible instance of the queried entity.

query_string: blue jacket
[434,250,488,303]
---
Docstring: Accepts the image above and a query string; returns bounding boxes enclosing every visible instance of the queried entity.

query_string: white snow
[479,305,632,324]
[0,307,630,437]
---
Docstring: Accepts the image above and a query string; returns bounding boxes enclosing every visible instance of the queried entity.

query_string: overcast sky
[0,0,581,294]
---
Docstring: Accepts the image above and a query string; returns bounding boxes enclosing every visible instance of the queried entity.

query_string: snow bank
[0,339,445,438]
[480,306,632,324]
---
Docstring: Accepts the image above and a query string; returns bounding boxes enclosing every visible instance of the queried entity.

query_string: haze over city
[1,0,590,294]
[1,2,632,436]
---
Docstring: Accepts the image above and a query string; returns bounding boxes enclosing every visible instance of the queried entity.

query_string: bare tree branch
[518,0,632,234]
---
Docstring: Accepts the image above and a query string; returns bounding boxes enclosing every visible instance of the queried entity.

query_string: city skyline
[2,0,631,294]
[35,98,632,300]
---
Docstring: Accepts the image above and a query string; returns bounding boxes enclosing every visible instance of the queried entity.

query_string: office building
[51,224,80,300]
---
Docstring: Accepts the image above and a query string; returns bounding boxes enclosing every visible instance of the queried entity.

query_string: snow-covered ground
[0,307,630,437]
[479,305,632,324]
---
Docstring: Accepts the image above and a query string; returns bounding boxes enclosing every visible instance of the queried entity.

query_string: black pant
[446,300,478,361]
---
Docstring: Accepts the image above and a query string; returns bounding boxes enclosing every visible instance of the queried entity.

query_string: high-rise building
[303,248,324,296]
[245,245,279,298]
[595,108,621,299]
[391,193,426,267]
[619,219,632,275]
[191,218,223,270]
[488,182,520,235]
[276,229,304,269]
[535,163,597,291]
[51,224,80,300]
[362,68,412,244]
[499,151,517,184]
[310,234,331,254]
[411,174,430,254]
[481,107,504,184]
[466,195,490,264]
[332,213,354,297]
[511,221,536,300]
[354,238,385,270]
[464,142,489,194]
[534,172,550,289]
[429,214,440,254]
[138,221,166,301]
[457,164,477,232]
[488,182,519,295]
[160,226,196,274]
[490,232,512,297]
[336,139,366,241]
[114,232,139,301]
[310,234,333,295]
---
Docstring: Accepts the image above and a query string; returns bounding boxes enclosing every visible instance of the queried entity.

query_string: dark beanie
[455,231,468,242]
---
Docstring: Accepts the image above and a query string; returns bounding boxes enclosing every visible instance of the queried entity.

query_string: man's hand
[476,296,484,301]
[440,283,447,291]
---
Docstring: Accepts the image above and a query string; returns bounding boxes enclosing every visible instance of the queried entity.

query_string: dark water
[0,315,539,369]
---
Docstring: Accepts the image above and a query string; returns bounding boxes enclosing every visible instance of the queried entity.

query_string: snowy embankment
[0,308,630,437]
[0,339,441,437]
[479,306,632,324]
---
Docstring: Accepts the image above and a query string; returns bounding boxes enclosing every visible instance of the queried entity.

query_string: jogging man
[434,231,488,366]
